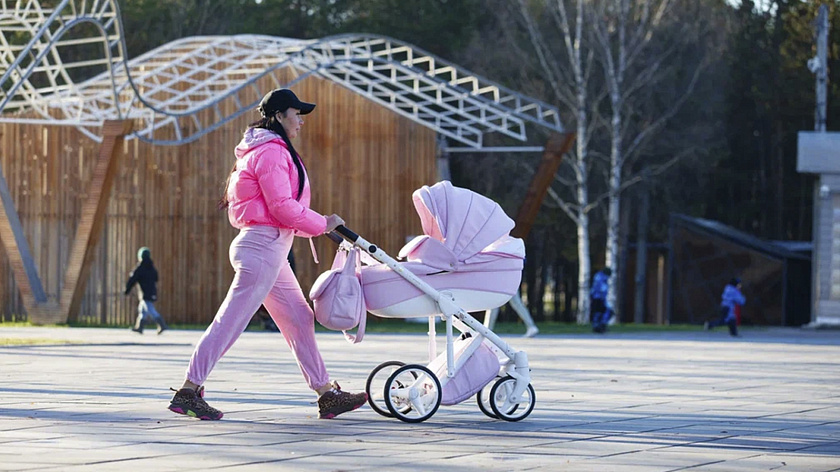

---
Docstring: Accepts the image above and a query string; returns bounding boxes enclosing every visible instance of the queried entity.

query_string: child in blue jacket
[705,278,745,337]
[590,268,614,333]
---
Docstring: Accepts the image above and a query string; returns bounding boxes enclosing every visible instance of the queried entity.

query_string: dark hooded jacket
[125,254,158,302]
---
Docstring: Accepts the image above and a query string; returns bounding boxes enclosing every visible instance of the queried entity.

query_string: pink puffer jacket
[226,128,327,237]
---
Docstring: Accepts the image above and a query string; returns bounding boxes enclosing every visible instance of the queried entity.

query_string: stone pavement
[0,325,839,471]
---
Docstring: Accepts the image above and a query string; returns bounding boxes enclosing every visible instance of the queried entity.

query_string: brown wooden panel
[59,120,134,323]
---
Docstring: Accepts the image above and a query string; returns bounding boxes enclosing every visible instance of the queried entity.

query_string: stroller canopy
[362,181,525,312]
[412,181,517,262]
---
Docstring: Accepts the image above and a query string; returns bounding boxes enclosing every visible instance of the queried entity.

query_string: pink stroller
[324,181,535,423]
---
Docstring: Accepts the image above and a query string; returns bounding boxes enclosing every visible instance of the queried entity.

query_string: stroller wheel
[489,376,536,422]
[366,361,409,418]
[384,364,442,423]
[476,378,500,419]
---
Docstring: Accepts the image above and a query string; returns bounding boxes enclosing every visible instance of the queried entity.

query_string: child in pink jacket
[168,89,367,420]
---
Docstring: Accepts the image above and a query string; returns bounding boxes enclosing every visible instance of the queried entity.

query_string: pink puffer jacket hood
[226,128,326,237]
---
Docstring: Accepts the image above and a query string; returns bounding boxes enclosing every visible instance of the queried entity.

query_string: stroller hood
[362,181,524,313]
[412,181,519,262]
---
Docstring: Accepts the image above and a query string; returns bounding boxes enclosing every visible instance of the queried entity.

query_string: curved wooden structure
[1,75,436,324]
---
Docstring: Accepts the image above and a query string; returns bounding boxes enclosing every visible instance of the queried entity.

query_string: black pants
[708,306,738,336]
[591,298,609,332]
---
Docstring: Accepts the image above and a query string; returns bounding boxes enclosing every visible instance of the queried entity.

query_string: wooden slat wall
[0,72,437,325]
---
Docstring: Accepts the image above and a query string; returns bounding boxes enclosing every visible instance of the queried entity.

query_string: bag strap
[309,238,319,264]
[343,248,366,344]
[344,309,366,344]
[341,246,357,272]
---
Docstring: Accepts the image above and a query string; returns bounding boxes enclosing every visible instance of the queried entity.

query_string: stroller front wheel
[489,376,536,422]
[384,364,442,423]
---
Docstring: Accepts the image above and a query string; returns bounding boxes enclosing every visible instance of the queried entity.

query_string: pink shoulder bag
[309,246,366,343]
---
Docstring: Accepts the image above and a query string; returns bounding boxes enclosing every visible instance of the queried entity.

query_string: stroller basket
[431,334,500,406]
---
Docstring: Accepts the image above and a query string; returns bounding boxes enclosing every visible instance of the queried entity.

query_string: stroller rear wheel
[489,376,536,422]
[384,364,442,423]
[476,377,500,419]
[366,360,410,417]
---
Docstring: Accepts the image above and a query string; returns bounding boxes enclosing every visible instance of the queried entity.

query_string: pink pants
[186,225,329,391]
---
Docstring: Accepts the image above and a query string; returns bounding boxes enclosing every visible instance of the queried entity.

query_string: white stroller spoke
[383,364,441,423]
[489,376,536,422]
[410,396,429,416]
[492,382,518,414]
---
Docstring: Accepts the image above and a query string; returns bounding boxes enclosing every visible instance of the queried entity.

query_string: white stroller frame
[331,226,534,423]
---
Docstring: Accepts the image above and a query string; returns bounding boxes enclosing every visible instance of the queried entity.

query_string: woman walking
[168,88,367,420]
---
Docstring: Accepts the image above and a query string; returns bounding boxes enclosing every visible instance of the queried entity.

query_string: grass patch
[357,320,715,335]
[4,319,712,335]
[0,321,64,328]
[0,338,83,346]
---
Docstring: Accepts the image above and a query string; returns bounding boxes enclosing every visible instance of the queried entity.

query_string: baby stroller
[324,181,535,423]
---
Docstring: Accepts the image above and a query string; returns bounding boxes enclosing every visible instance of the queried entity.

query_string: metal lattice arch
[0,0,565,148]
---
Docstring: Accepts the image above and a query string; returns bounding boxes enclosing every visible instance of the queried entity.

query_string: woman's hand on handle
[325,214,345,233]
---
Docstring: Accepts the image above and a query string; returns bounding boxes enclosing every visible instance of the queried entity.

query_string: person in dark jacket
[125,247,168,334]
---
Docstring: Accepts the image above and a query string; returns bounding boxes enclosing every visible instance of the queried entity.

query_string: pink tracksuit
[186,128,330,391]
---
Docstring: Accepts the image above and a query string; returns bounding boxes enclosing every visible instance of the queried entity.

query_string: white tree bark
[591,0,705,317]
[605,0,630,317]
[565,0,595,324]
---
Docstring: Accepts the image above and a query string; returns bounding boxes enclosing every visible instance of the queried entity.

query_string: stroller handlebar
[328,225,359,244]
[325,231,344,244]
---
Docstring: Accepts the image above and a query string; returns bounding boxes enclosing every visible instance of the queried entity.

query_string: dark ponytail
[218,161,238,210]
[266,115,306,200]
[218,112,306,210]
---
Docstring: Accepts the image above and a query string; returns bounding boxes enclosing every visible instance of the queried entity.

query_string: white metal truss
[0,0,566,147]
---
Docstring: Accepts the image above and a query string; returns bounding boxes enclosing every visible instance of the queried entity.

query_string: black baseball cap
[258,89,316,117]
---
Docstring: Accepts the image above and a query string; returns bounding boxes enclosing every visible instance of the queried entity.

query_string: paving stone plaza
[0,326,838,471]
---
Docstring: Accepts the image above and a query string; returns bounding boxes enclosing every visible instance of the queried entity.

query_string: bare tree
[462,0,723,324]
[514,0,608,323]
[589,0,715,315]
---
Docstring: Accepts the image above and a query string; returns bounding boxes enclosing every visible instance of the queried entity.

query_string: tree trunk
[577,182,591,324]
[571,0,593,325]
[523,238,538,323]
[606,104,622,315]
[568,269,578,322]
[514,0,593,324]
[553,258,563,321]
[633,170,651,323]
[538,260,549,321]
[604,0,628,316]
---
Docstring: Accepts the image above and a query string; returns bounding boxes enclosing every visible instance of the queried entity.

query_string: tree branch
[516,0,566,104]
[624,55,708,160]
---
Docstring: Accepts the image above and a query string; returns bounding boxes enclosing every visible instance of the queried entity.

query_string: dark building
[666,214,811,327]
